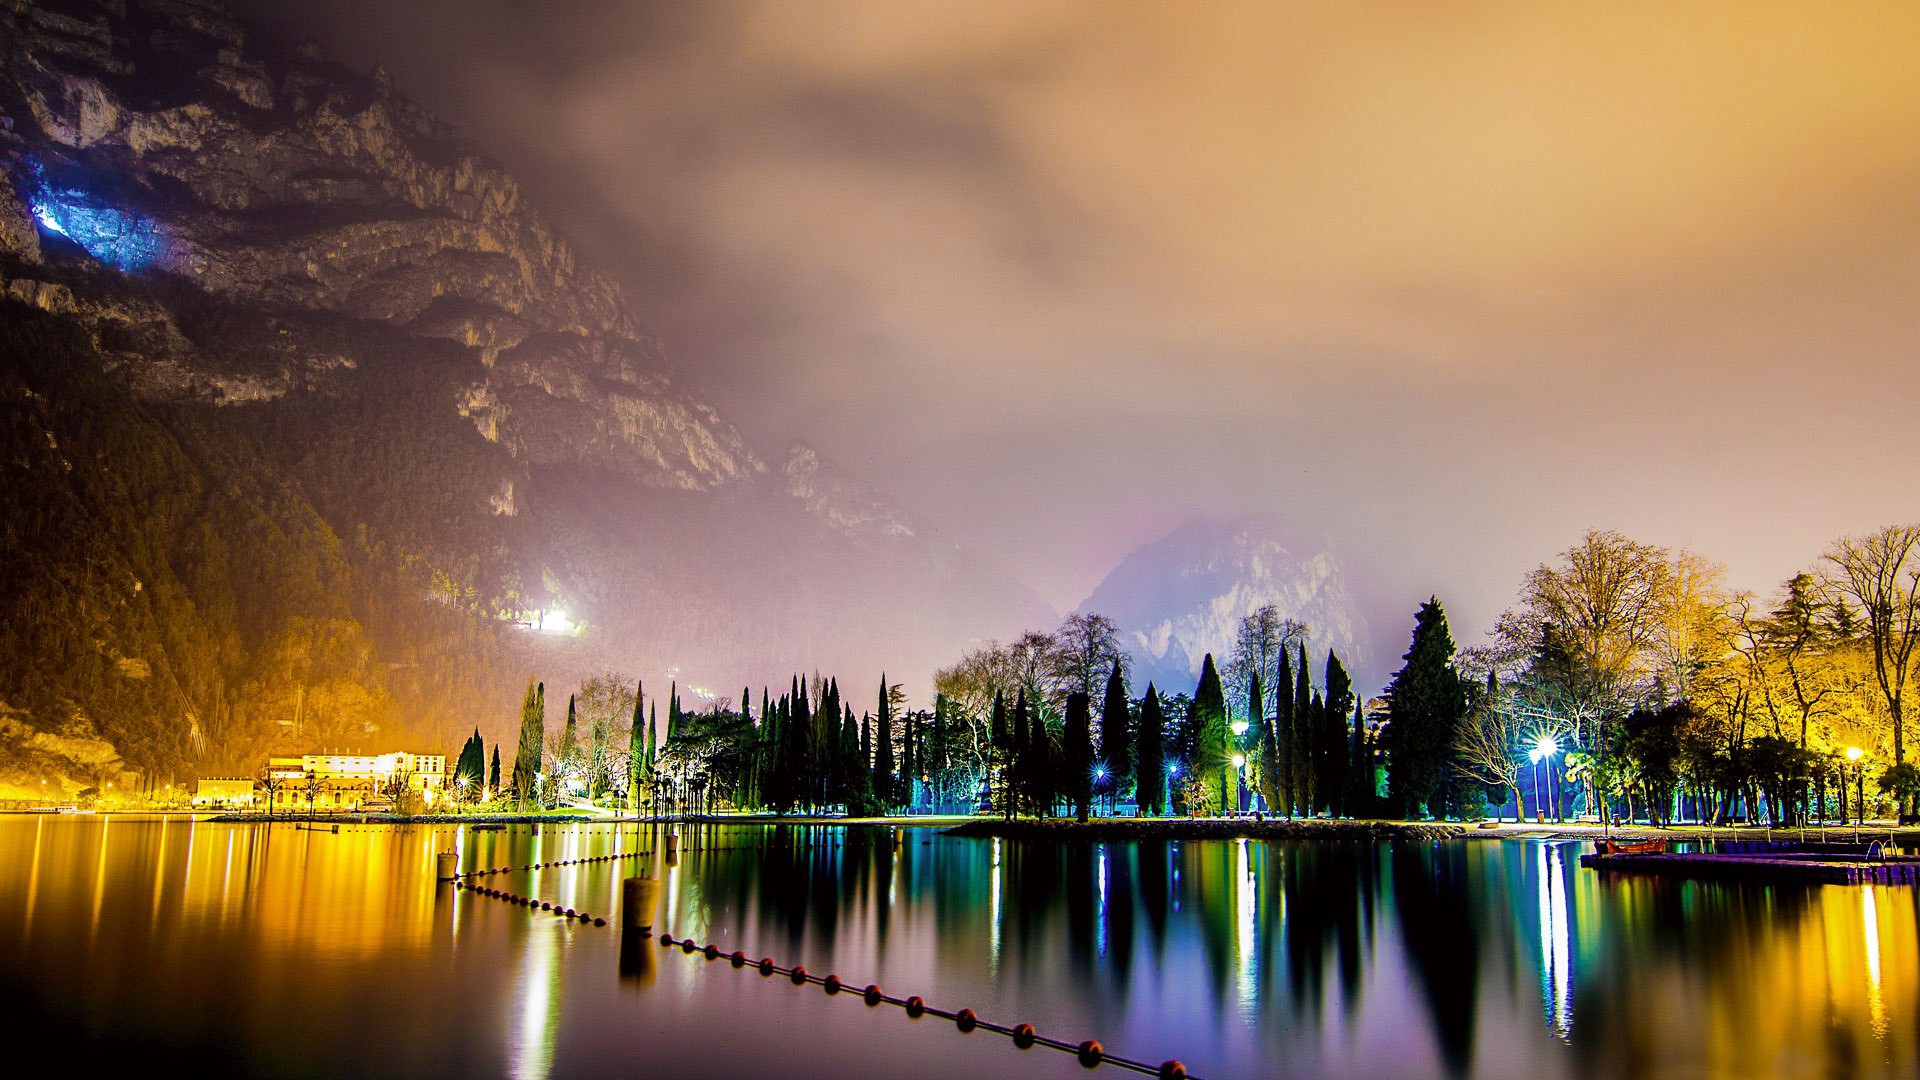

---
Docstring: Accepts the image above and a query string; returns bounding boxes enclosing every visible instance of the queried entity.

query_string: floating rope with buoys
[450,852,1198,1079]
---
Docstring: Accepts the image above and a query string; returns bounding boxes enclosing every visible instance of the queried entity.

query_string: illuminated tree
[1192,653,1232,815]
[1823,525,1920,778]
[511,678,544,809]
[626,679,645,812]
[1385,598,1466,819]
[873,673,894,811]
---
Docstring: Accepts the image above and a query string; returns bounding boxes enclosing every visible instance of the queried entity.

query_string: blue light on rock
[27,189,174,272]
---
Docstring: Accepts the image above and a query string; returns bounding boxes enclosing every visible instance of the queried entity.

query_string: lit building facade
[192,777,258,808]
[267,751,449,809]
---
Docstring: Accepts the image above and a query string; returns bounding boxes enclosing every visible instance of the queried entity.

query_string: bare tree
[1823,524,1920,768]
[1453,675,1531,820]
[1046,613,1126,702]
[1224,605,1308,717]
[1495,529,1673,744]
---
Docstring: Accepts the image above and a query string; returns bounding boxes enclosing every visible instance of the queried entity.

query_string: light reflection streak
[1236,837,1255,1014]
[150,816,170,933]
[1538,842,1573,1038]
[89,817,111,944]
[22,815,44,938]
[989,838,1002,973]
[1864,885,1886,1038]
[1096,844,1107,958]
[509,922,558,1080]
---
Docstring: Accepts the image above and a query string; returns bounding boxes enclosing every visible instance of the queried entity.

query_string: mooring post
[436,851,458,882]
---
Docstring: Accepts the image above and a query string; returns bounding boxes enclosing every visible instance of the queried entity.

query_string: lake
[1,816,1912,1079]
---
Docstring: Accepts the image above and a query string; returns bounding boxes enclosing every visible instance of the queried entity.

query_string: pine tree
[1321,651,1353,817]
[1385,597,1467,819]
[1098,661,1131,806]
[1064,690,1094,822]
[1136,684,1167,816]
[1192,654,1232,815]
[511,678,545,808]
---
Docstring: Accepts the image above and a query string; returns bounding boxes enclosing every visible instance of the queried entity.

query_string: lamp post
[1231,753,1247,815]
[1529,734,1561,824]
[1846,747,1864,829]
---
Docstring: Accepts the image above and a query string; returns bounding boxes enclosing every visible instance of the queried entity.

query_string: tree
[1320,651,1353,816]
[1274,646,1296,815]
[1136,684,1167,816]
[1225,604,1308,718]
[1047,613,1126,702]
[558,694,579,794]
[489,745,500,792]
[1097,661,1131,805]
[1454,671,1526,820]
[1192,654,1232,815]
[1824,525,1920,776]
[1291,641,1313,815]
[626,679,646,812]
[510,678,544,808]
[1385,599,1466,819]
[991,690,1010,818]
[1064,690,1094,821]
[874,673,895,811]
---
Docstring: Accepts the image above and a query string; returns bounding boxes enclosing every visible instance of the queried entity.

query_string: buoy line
[451,858,1196,1079]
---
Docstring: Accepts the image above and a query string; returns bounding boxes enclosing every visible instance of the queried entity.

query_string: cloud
[235,0,1920,680]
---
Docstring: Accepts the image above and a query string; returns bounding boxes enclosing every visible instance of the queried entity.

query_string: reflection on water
[0,817,1914,1080]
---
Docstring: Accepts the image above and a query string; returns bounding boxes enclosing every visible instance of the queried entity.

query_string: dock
[1580,844,1920,885]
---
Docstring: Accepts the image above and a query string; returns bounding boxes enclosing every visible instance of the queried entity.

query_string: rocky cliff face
[0,0,1049,782]
[1080,518,1371,696]
[1,0,758,491]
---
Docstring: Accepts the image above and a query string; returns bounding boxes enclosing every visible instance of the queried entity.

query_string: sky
[233,0,1920,661]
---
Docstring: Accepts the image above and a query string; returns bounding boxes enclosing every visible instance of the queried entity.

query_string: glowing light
[1847,746,1864,763]
[1230,720,1249,737]
[1530,734,1561,764]
[1231,753,1246,769]
[1167,763,1179,777]
[535,608,577,635]
[1094,767,1106,781]
[28,188,175,272]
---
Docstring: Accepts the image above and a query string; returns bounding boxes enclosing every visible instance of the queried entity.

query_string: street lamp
[1846,747,1865,827]
[1529,734,1561,823]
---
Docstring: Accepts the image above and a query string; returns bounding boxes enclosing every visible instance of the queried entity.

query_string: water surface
[1,817,1912,1079]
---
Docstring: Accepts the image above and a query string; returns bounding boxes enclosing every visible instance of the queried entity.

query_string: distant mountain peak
[1080,516,1369,693]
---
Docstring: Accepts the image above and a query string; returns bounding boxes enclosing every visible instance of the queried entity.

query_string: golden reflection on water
[1,818,1916,1080]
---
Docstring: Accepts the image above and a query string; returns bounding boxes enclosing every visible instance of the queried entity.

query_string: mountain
[1079,517,1372,697]
[0,0,1048,797]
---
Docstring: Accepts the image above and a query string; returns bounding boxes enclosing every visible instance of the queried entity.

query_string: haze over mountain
[1082,518,1373,695]
[0,0,1050,793]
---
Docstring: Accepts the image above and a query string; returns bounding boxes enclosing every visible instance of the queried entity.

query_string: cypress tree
[1136,684,1167,816]
[1275,647,1296,816]
[1251,672,1278,813]
[1013,688,1031,816]
[1322,651,1353,817]
[511,678,545,808]
[1098,661,1132,805]
[932,694,949,813]
[1065,690,1094,822]
[990,691,1010,818]
[1192,654,1232,815]
[1293,641,1313,815]
[560,694,579,777]
[627,680,646,812]
[1027,695,1056,817]
[860,710,872,771]
[667,683,681,744]
[874,674,895,811]
[901,709,917,813]
[489,745,501,792]
[1348,696,1370,816]
[1385,597,1467,819]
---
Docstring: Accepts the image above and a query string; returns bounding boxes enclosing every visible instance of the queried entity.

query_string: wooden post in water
[436,851,458,881]
[622,876,661,936]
